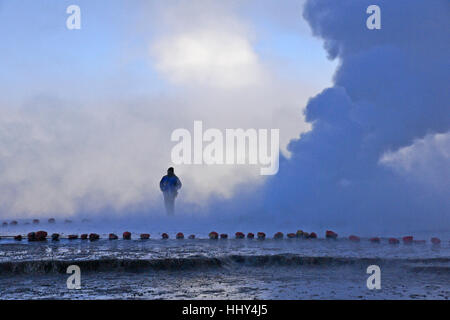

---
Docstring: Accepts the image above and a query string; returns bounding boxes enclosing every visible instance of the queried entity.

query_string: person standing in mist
[159,167,182,215]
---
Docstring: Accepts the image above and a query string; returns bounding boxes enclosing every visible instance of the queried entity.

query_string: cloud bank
[247,0,450,234]
[0,0,330,218]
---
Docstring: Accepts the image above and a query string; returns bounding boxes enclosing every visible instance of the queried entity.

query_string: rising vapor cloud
[251,0,450,234]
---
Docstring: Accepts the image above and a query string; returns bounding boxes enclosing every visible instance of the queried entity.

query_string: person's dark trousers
[163,192,176,215]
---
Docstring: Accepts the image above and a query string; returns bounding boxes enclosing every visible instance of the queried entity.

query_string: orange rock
[140,233,150,240]
[162,233,169,239]
[247,232,255,239]
[257,232,266,240]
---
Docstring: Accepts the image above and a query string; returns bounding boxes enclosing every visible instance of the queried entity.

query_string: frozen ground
[0,231,449,299]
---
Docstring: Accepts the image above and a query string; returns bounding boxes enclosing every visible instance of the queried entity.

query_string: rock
[209,231,219,239]
[247,232,255,239]
[176,232,184,239]
[27,232,36,241]
[188,234,195,239]
[370,237,380,243]
[123,232,131,240]
[140,233,150,240]
[308,232,317,239]
[162,233,169,239]
[349,235,360,242]
[326,230,338,239]
[257,232,266,240]
[274,232,284,239]
[10,221,18,226]
[287,233,296,239]
[220,233,228,239]
[402,236,413,244]
[48,218,55,224]
[80,234,88,240]
[33,219,40,224]
[89,233,99,241]
[68,234,78,240]
[51,233,60,241]
[109,233,118,240]
[14,235,22,241]
[35,231,48,241]
[235,232,245,239]
[431,237,441,245]
[388,238,400,244]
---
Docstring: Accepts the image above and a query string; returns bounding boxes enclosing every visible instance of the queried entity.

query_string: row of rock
[2,230,443,244]
[1,218,93,227]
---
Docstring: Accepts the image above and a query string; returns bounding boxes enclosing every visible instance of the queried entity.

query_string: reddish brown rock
[176,232,184,239]
[274,232,284,239]
[209,231,219,239]
[235,232,245,239]
[402,236,413,244]
[389,238,400,244]
[326,230,338,239]
[89,233,99,241]
[109,233,118,240]
[431,237,441,245]
[122,232,131,240]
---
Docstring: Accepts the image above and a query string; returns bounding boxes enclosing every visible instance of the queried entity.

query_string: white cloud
[380,132,450,190]
[152,30,264,89]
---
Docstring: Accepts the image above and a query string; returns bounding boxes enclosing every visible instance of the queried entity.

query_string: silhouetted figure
[160,167,182,215]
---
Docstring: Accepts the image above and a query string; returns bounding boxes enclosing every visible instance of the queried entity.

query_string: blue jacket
[160,174,182,195]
